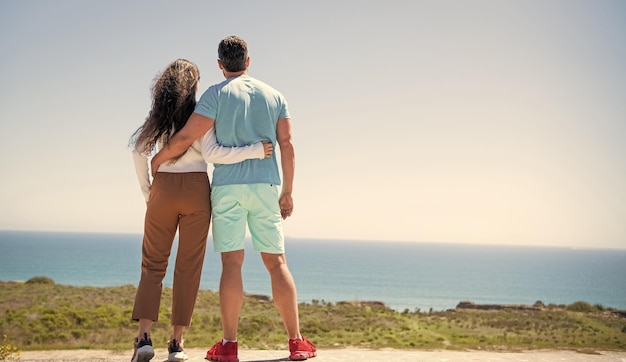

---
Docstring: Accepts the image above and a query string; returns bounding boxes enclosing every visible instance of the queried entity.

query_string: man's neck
[224,70,247,79]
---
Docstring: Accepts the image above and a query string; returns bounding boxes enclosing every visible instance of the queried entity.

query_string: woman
[129,59,271,362]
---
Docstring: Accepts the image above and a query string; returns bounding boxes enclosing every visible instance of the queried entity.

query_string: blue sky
[1,0,625,248]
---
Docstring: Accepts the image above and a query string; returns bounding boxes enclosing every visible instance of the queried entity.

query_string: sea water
[0,230,624,312]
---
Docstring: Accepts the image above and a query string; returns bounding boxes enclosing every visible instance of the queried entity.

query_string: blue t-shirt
[195,75,290,186]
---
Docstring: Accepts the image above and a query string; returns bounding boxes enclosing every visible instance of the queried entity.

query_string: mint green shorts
[210,184,285,254]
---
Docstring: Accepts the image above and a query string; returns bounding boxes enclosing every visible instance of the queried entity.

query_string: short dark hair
[218,36,248,72]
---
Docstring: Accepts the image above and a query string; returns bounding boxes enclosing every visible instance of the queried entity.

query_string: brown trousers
[132,172,211,326]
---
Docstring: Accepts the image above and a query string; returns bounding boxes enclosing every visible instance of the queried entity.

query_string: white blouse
[132,127,264,201]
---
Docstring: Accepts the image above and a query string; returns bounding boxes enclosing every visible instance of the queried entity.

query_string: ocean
[1,230,625,312]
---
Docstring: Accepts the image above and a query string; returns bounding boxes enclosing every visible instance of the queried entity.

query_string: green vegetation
[23,276,55,285]
[0,334,21,360]
[1,280,625,353]
[26,277,54,284]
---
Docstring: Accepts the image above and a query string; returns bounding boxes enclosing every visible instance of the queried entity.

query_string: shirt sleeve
[194,85,219,120]
[201,127,265,164]
[132,149,151,202]
[279,93,291,119]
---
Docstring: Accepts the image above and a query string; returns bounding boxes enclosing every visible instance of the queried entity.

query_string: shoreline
[17,347,626,362]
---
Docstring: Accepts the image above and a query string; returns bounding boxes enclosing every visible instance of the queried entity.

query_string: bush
[566,301,596,313]
[0,334,21,360]
[25,276,55,285]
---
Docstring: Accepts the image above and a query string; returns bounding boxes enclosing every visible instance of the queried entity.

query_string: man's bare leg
[261,252,301,339]
[220,250,245,341]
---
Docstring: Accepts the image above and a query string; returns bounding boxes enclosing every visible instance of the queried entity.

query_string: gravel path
[18,347,626,362]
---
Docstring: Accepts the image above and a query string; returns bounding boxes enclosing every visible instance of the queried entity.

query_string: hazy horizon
[2,229,625,251]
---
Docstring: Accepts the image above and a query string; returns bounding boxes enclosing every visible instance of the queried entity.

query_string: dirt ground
[18,347,626,362]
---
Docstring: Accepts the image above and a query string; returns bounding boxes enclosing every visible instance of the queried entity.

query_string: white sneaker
[167,338,188,361]
[131,333,154,362]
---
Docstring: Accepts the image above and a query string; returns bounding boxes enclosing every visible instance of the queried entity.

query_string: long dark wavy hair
[130,59,200,160]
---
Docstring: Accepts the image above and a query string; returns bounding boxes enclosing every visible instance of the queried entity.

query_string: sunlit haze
[1,1,624,249]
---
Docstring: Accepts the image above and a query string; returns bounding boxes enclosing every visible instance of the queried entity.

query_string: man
[151,36,316,362]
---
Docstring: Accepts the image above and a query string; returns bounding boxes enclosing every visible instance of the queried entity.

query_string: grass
[1,280,625,353]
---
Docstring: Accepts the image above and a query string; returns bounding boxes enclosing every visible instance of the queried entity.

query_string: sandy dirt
[17,347,626,362]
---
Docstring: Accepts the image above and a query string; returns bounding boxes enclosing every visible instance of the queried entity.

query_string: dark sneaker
[289,336,317,361]
[131,333,154,362]
[167,338,188,361]
[205,339,238,362]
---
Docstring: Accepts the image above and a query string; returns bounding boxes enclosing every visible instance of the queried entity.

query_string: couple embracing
[129,36,316,362]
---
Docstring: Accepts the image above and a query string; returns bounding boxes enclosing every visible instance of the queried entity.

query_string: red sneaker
[289,336,317,361]
[205,340,238,362]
